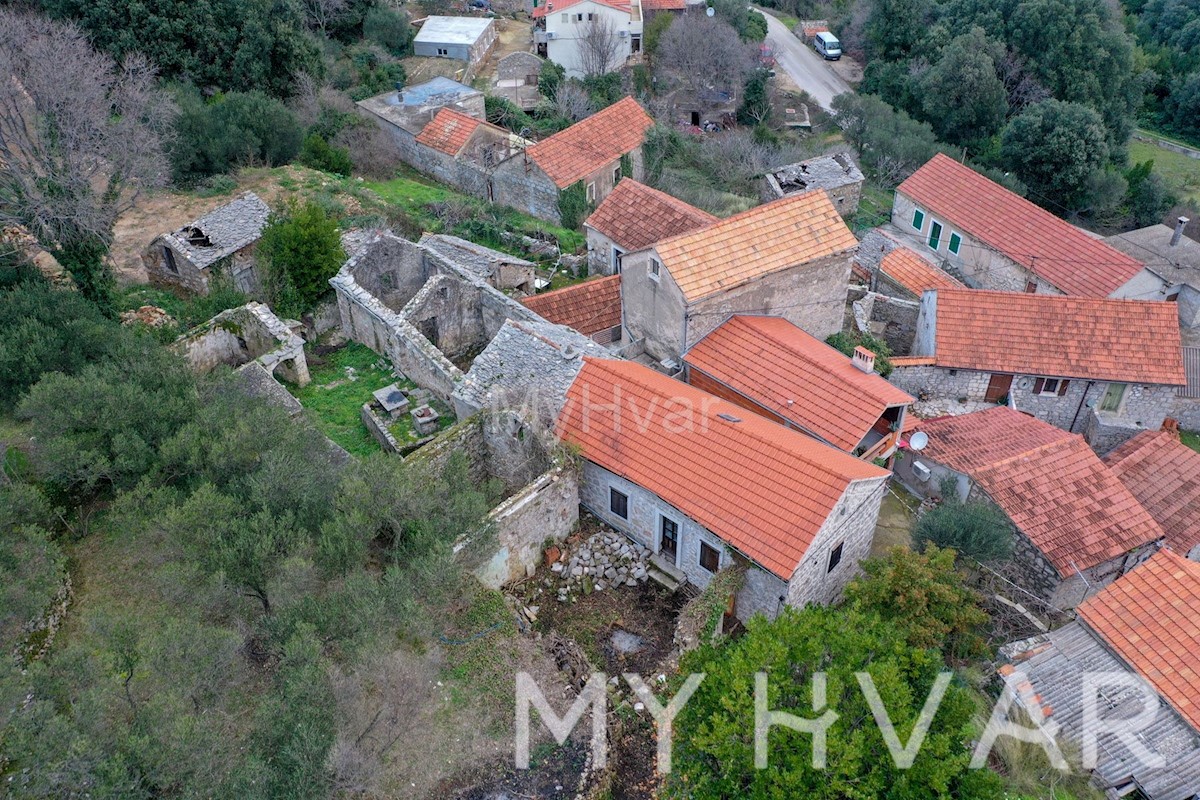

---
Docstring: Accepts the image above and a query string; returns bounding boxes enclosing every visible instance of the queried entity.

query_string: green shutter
[928,220,942,249]
[948,232,961,254]
[912,208,924,230]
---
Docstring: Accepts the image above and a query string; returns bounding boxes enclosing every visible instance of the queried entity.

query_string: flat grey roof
[414,16,494,46]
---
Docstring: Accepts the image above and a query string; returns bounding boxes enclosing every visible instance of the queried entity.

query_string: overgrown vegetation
[258,199,346,316]
[825,330,894,376]
[913,488,1015,565]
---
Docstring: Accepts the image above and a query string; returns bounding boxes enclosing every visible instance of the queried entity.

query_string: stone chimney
[1171,216,1190,247]
[852,346,875,374]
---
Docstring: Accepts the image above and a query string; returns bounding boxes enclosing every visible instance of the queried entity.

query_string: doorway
[985,373,1012,403]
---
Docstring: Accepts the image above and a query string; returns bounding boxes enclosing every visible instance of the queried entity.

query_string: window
[826,541,844,573]
[928,220,943,250]
[576,13,583,20]
[162,246,178,274]
[561,12,568,21]
[649,259,661,280]
[911,208,925,231]
[699,541,720,573]
[948,232,962,255]
[611,246,624,273]
[1024,279,1038,293]
[586,182,596,202]
[613,165,621,185]
[659,517,679,562]
[437,47,448,55]
[587,12,595,19]
[1032,377,1069,396]
[1100,383,1127,413]
[609,488,628,519]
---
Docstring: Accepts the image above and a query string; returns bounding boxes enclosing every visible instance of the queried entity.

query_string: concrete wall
[543,0,636,77]
[1110,268,1171,301]
[620,247,689,362]
[1179,284,1200,331]
[498,51,544,81]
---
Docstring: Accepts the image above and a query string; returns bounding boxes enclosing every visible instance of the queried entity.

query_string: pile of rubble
[119,305,174,328]
[550,530,651,602]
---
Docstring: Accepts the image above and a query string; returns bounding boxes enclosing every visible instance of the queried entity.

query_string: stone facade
[579,460,887,621]
[761,152,864,217]
[497,51,544,81]
[851,291,920,355]
[492,146,646,226]
[621,247,853,364]
[145,192,270,297]
[585,226,622,277]
[174,301,310,387]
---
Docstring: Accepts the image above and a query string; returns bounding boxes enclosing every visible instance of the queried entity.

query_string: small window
[609,487,628,519]
[660,517,679,561]
[948,232,962,255]
[587,11,595,19]
[911,208,925,231]
[613,165,621,185]
[649,259,661,280]
[699,541,720,573]
[611,246,624,273]
[162,246,178,274]
[586,182,596,202]
[576,13,583,20]
[1032,377,1070,397]
[827,541,844,573]
[1024,279,1038,294]
[1100,383,1127,413]
[437,47,448,55]
[928,220,943,250]
[561,12,568,21]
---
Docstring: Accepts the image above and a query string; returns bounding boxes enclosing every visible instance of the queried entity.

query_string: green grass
[1182,429,1200,453]
[288,343,409,457]
[117,283,249,334]
[850,181,895,233]
[364,166,586,256]
[1130,134,1200,206]
[388,396,456,444]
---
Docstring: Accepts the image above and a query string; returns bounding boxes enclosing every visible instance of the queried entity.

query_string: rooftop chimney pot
[1172,216,1190,247]
[852,346,876,374]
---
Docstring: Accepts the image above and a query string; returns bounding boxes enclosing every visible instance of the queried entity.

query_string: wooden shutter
[1057,380,1070,396]
[1032,378,1044,394]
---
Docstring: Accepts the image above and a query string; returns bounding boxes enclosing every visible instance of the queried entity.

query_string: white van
[814,31,841,60]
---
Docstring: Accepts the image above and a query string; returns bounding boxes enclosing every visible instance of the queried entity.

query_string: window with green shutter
[948,232,962,255]
[928,220,943,250]
[911,208,925,230]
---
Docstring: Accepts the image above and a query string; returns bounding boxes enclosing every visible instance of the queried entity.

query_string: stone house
[620,189,859,365]
[557,357,890,622]
[854,228,964,301]
[533,0,643,77]
[892,154,1163,299]
[583,179,716,276]
[144,192,270,296]
[489,96,655,225]
[761,152,864,217]
[1176,346,1200,430]
[1001,550,1200,799]
[418,233,536,293]
[892,288,1187,451]
[1106,217,1200,342]
[1105,427,1200,561]
[521,274,624,344]
[683,315,913,460]
[412,16,497,64]
[893,406,1165,610]
[494,51,546,110]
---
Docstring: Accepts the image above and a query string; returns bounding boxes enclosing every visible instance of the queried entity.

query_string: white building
[413,16,497,64]
[534,0,643,77]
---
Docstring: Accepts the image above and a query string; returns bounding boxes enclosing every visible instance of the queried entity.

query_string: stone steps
[647,554,687,593]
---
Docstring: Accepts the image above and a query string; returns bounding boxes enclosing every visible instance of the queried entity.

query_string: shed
[413,16,497,64]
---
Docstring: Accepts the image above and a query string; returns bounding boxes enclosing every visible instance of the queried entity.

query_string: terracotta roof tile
[526,98,653,188]
[879,247,963,295]
[533,0,630,17]
[522,275,621,336]
[1105,430,1200,557]
[653,190,858,302]
[929,288,1186,385]
[1077,550,1200,731]
[897,154,1145,297]
[684,315,913,451]
[642,0,685,8]
[557,358,888,579]
[416,108,486,156]
[915,407,1164,573]
[584,180,717,252]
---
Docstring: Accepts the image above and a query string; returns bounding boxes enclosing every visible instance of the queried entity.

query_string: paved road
[760,11,852,112]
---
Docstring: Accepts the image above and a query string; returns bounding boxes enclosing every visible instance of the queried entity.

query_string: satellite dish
[706,6,715,15]
[910,431,929,451]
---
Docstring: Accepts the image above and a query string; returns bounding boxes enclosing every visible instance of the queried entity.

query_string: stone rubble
[552,529,652,604]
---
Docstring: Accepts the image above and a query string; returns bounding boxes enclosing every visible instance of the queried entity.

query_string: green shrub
[258,199,346,314]
[557,181,590,230]
[914,496,1015,565]
[171,90,303,186]
[364,5,413,56]
[825,330,894,376]
[298,134,354,177]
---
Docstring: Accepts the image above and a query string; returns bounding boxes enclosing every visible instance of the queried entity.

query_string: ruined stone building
[620,189,859,366]
[892,288,1187,451]
[893,407,1164,610]
[557,357,890,622]
[145,192,270,296]
[761,152,864,216]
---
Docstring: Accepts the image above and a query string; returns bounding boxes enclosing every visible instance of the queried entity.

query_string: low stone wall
[361,403,401,453]
[851,291,920,355]
[1169,396,1200,431]
[476,464,580,588]
[175,301,310,386]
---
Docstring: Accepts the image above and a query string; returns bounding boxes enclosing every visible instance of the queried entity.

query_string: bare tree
[578,15,624,77]
[997,49,1051,116]
[553,81,594,122]
[0,10,174,291]
[656,14,753,96]
[301,0,348,35]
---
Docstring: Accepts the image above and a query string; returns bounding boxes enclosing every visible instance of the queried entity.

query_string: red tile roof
[416,108,486,156]
[915,407,1164,574]
[521,275,621,337]
[928,288,1186,385]
[642,0,686,8]
[1105,430,1200,557]
[584,180,717,252]
[557,358,888,579]
[897,154,1145,297]
[653,190,858,302]
[533,0,630,17]
[526,98,653,188]
[1077,550,1200,731]
[684,315,913,452]
[879,247,963,295]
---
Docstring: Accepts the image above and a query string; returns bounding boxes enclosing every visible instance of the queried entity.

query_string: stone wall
[362,403,402,453]
[784,476,888,608]
[585,227,620,277]
[175,302,310,386]
[491,156,564,225]
[1169,395,1200,431]
[1010,380,1177,437]
[619,247,689,363]
[888,364,986,403]
[851,292,920,355]
[497,51,543,81]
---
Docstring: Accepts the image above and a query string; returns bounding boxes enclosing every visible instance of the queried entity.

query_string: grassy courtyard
[1131,134,1200,206]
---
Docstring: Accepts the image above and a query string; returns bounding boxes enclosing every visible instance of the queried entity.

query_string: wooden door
[985,374,1012,403]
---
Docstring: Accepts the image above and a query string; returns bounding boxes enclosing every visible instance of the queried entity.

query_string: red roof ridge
[526,98,653,188]
[975,431,1086,471]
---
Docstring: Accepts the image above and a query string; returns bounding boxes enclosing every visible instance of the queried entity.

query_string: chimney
[852,346,875,374]
[1171,216,1190,247]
